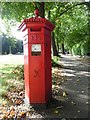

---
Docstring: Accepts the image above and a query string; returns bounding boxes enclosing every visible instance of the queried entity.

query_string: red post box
[18,9,55,106]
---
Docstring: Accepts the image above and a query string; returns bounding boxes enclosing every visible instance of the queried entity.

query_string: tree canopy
[0,2,90,56]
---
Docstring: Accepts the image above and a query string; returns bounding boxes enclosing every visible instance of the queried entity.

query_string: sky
[11,23,23,40]
[0,19,6,33]
[0,18,23,40]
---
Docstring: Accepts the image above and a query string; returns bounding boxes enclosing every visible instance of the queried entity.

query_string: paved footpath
[58,55,90,119]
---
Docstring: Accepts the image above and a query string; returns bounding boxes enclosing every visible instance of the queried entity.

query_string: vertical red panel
[24,43,31,103]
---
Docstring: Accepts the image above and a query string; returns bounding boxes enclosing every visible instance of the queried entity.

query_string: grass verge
[0,63,24,105]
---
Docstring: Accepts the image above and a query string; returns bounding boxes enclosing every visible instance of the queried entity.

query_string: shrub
[12,65,24,80]
[72,43,81,55]
[11,56,62,81]
[52,56,62,67]
[0,87,7,97]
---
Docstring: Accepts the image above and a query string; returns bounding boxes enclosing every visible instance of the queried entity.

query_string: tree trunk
[61,42,65,54]
[48,10,50,20]
[9,46,12,54]
[52,32,58,56]
[39,2,45,18]
[87,2,90,39]
[38,3,58,56]
[48,10,59,56]
[56,38,60,53]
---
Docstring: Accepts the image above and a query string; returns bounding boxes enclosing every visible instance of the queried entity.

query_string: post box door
[29,44,45,103]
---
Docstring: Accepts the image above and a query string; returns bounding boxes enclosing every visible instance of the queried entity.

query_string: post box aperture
[31,44,41,56]
[18,9,55,106]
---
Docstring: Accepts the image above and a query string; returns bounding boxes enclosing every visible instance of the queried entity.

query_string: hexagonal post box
[18,9,55,106]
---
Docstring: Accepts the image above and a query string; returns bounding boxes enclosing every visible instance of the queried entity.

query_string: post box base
[23,98,53,109]
[30,103,47,109]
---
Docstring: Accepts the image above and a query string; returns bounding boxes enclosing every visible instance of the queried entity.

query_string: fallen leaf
[26,112,31,118]
[1,114,7,119]
[61,118,66,120]
[77,110,80,113]
[81,91,85,93]
[15,99,22,105]
[19,111,26,118]
[54,110,59,114]
[74,116,77,119]
[77,91,79,93]
[56,106,63,109]
[86,102,89,105]
[71,101,76,105]
[67,97,69,100]
[63,91,68,97]
[10,109,15,116]
[19,91,24,96]
[77,79,80,82]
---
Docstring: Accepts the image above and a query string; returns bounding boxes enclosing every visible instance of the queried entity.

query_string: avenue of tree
[0,2,90,56]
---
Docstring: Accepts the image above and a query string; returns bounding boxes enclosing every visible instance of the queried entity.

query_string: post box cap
[34,9,39,17]
[18,9,55,31]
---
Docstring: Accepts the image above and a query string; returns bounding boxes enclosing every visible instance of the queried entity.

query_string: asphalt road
[0,54,24,65]
[58,55,90,119]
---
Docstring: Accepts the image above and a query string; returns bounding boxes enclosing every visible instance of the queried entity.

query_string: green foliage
[12,65,24,80]
[0,64,14,97]
[81,40,90,56]
[52,3,89,55]
[1,2,89,56]
[0,33,23,54]
[0,78,8,86]
[0,87,7,97]
[12,60,62,80]
[71,43,82,55]
[52,56,62,67]
[0,63,24,101]
[52,56,60,63]
[71,39,90,56]
[1,2,34,21]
